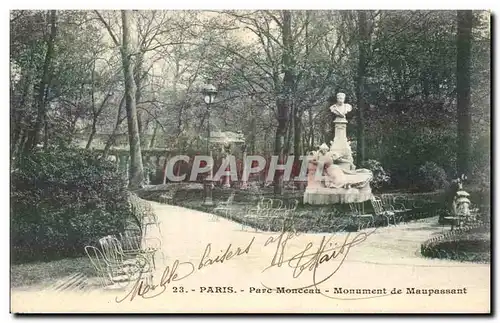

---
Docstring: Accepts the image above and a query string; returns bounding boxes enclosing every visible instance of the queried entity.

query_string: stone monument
[329,92,354,170]
[452,176,474,225]
[303,93,373,205]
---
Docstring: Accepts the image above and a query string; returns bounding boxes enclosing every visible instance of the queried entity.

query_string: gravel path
[11,202,490,313]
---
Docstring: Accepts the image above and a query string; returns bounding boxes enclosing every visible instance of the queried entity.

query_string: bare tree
[456,10,473,176]
[356,10,370,165]
[96,10,145,188]
[24,10,57,151]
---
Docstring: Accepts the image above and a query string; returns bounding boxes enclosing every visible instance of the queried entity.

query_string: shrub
[360,159,390,191]
[470,134,490,190]
[11,148,132,263]
[415,162,449,192]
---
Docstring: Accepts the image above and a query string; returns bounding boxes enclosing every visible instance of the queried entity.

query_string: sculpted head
[336,92,346,104]
[319,143,329,153]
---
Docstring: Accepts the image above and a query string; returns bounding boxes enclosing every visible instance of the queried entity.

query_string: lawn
[11,256,96,289]
[146,185,444,233]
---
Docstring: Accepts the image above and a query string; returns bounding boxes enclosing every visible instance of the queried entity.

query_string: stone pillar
[203,150,214,206]
[240,150,248,189]
[330,118,354,171]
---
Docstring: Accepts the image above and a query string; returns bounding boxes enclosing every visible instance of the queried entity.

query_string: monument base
[303,186,372,205]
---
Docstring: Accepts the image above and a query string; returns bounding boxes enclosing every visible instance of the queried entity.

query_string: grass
[11,256,96,289]
[172,193,442,233]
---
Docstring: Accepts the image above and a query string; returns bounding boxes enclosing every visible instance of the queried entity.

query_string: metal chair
[141,207,162,238]
[371,197,395,226]
[282,199,300,232]
[349,202,374,230]
[260,199,286,231]
[129,193,162,238]
[159,186,178,205]
[98,235,153,284]
[213,192,236,220]
[119,231,163,269]
[84,245,137,289]
[242,197,273,231]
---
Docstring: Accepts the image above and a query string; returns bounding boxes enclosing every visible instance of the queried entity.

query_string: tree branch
[94,11,120,47]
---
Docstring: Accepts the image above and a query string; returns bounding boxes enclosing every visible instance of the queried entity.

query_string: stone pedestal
[303,185,372,205]
[330,118,353,171]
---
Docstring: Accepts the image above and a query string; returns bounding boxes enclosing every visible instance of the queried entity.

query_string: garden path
[11,202,490,313]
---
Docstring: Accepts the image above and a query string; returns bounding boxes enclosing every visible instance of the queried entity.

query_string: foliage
[10,148,132,262]
[470,134,490,189]
[415,161,449,192]
[369,124,457,189]
[9,10,491,189]
[360,159,390,191]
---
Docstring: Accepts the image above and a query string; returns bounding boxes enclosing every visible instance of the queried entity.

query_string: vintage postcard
[10,9,491,313]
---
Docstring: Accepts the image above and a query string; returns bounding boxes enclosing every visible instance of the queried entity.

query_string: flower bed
[421,225,490,263]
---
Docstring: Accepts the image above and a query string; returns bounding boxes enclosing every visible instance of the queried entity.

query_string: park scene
[10,10,490,313]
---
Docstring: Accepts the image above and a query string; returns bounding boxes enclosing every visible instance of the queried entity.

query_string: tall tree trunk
[11,70,34,158]
[284,115,292,154]
[103,96,126,157]
[308,106,314,151]
[24,10,57,151]
[134,53,145,144]
[149,123,158,148]
[250,113,256,155]
[356,10,369,165]
[86,63,97,150]
[274,10,293,195]
[85,120,97,149]
[456,10,473,177]
[293,109,302,156]
[121,10,144,189]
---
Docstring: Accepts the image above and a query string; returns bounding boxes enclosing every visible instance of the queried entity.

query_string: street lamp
[202,84,217,206]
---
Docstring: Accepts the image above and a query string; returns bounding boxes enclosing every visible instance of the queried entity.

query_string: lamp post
[240,142,248,190]
[202,84,217,206]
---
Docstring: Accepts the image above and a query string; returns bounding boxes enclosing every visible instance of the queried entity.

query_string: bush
[360,159,390,191]
[415,162,449,192]
[11,148,132,263]
[377,127,457,189]
[470,134,490,190]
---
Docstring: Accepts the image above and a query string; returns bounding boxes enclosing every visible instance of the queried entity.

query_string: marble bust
[329,92,352,120]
